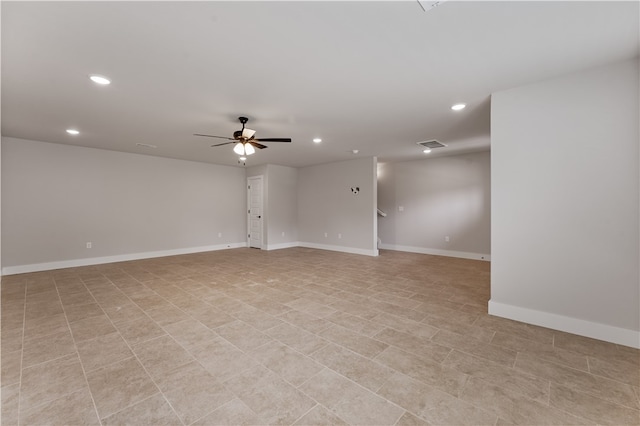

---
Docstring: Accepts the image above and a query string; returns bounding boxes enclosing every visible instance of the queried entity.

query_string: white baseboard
[298,242,379,257]
[488,300,640,349]
[264,242,300,251]
[1,242,248,276]
[379,243,490,261]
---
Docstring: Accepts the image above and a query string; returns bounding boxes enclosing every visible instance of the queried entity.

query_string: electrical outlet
[338,233,342,239]
[281,231,285,237]
[324,232,328,238]
[218,232,222,238]
[86,242,92,249]
[445,236,450,242]
[398,206,404,212]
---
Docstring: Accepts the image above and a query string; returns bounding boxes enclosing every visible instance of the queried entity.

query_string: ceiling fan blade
[211,141,235,147]
[254,138,292,143]
[248,141,268,150]
[194,134,234,140]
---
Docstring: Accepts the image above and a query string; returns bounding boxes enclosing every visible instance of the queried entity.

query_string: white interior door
[247,176,263,249]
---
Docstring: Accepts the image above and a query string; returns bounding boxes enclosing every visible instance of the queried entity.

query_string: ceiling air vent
[417,140,447,149]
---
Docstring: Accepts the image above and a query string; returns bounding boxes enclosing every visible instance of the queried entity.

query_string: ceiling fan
[194,116,292,156]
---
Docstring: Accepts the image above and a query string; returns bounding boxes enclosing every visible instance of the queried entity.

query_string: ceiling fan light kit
[234,142,255,156]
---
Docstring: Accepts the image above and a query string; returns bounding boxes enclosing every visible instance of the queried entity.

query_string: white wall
[298,157,378,256]
[265,164,298,249]
[490,58,639,347]
[378,151,490,260]
[2,137,247,274]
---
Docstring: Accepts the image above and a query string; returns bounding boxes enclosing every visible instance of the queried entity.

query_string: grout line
[54,275,103,426]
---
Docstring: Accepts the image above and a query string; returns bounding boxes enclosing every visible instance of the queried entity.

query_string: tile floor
[1,247,638,425]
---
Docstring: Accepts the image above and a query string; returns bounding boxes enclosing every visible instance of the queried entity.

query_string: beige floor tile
[375,346,468,397]
[24,299,64,320]
[1,312,25,333]
[22,329,76,368]
[232,307,284,331]
[76,331,134,372]
[20,354,87,410]
[132,335,194,380]
[249,340,324,387]
[25,289,58,304]
[330,299,383,321]
[116,316,166,345]
[492,331,590,371]
[278,309,333,334]
[102,302,148,325]
[1,384,20,426]
[264,322,329,355]
[191,336,260,382]
[23,312,69,341]
[101,393,181,425]
[57,288,92,303]
[299,368,404,425]
[318,324,389,359]
[442,349,550,403]
[432,329,517,367]
[129,293,171,312]
[163,318,218,351]
[550,383,640,425]
[190,307,236,330]
[69,314,117,343]
[369,299,427,322]
[554,331,628,360]
[216,320,273,351]
[293,404,349,425]
[86,356,159,419]
[225,364,318,425]
[191,398,261,426]
[370,292,423,310]
[515,351,639,410]
[311,343,394,392]
[20,389,100,426]
[1,350,22,386]
[286,298,338,319]
[374,327,451,363]
[63,302,104,323]
[155,361,234,424]
[459,376,590,425]
[378,372,496,425]
[474,315,554,344]
[370,313,439,340]
[145,304,190,326]
[588,356,640,386]
[1,327,23,353]
[242,295,293,316]
[325,311,386,337]
[395,411,430,426]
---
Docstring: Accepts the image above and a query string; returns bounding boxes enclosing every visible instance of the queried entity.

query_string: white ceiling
[2,1,638,168]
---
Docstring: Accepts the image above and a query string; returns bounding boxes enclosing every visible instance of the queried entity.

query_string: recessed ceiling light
[89,75,111,85]
[352,149,359,154]
[423,148,432,154]
[66,129,79,135]
[451,103,466,111]
[313,138,322,143]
